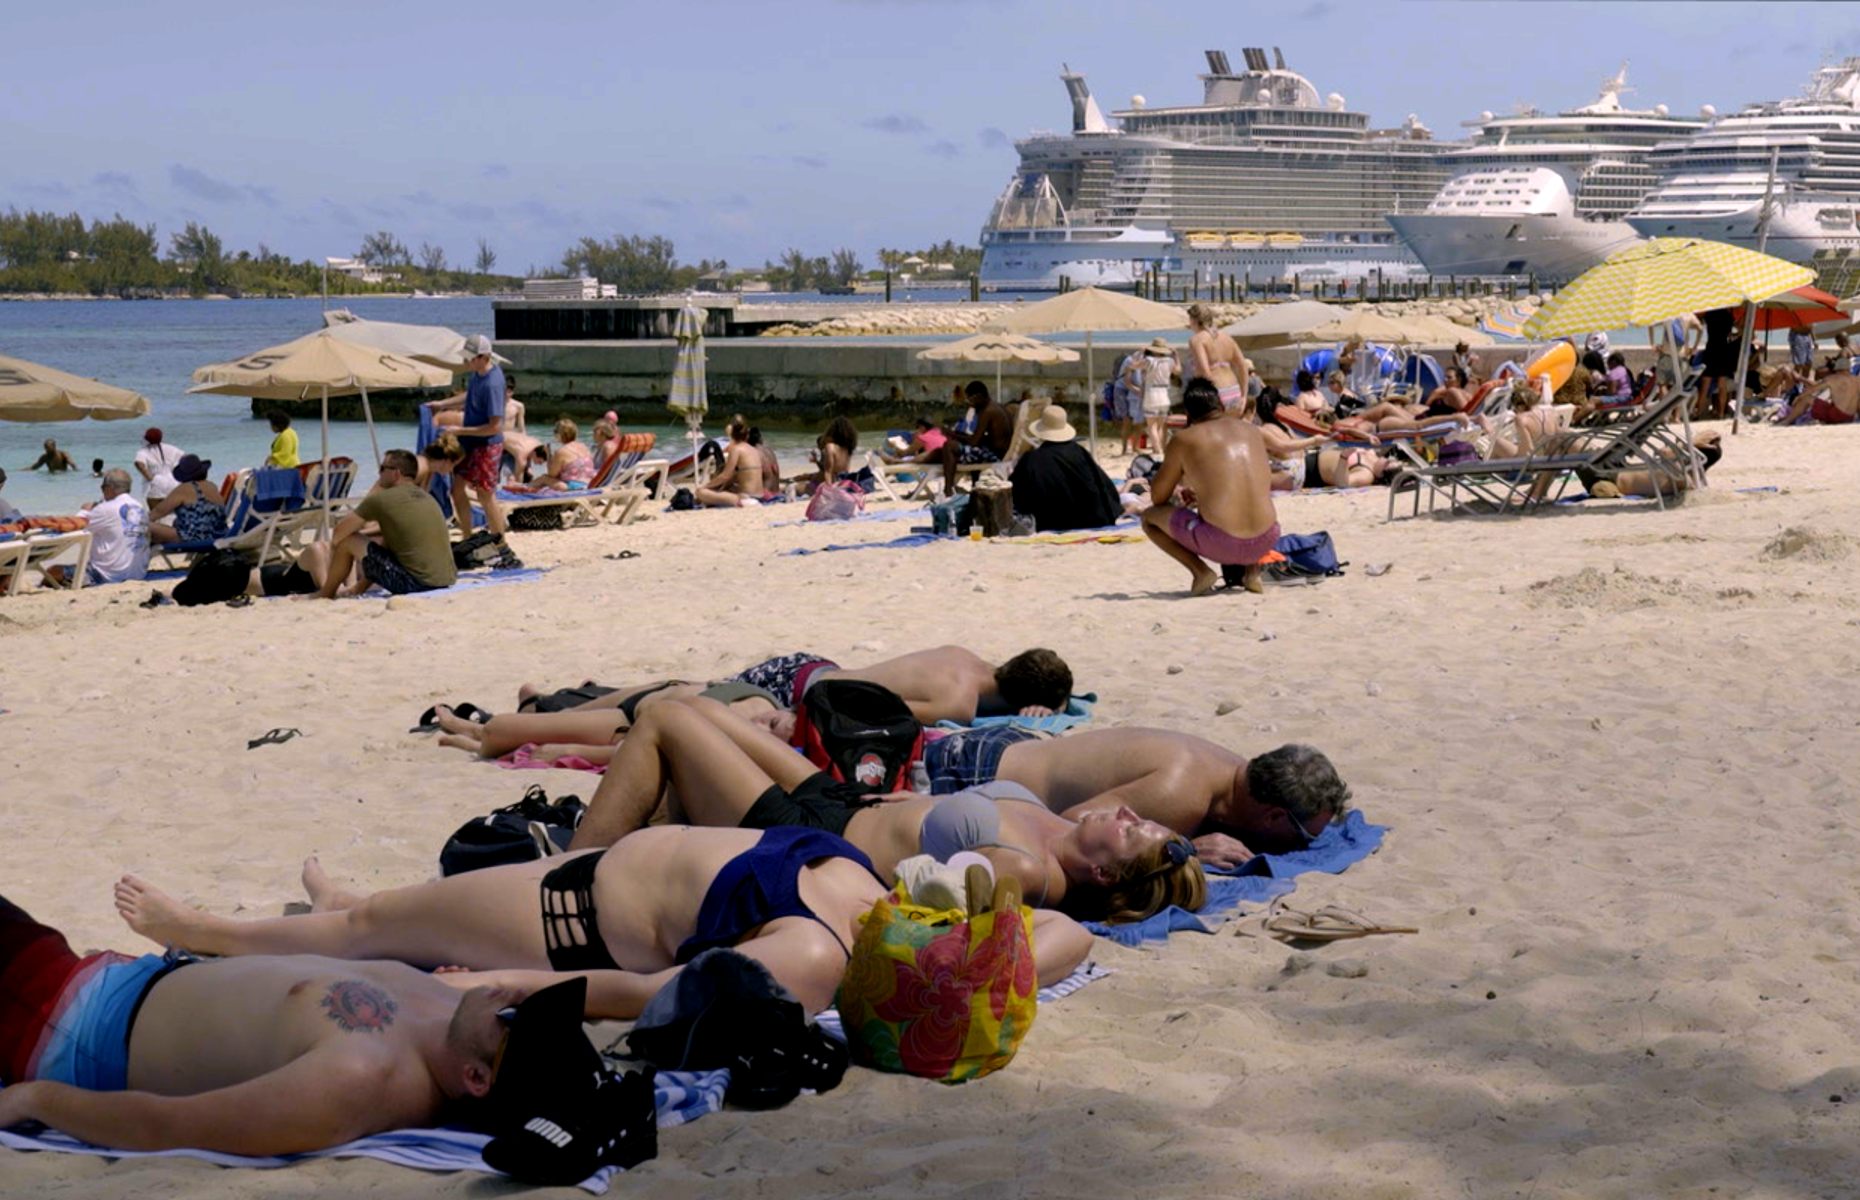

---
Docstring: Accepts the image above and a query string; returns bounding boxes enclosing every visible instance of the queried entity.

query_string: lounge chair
[5,530,93,593]
[866,400,1046,503]
[1387,387,1696,520]
[495,434,658,528]
[0,536,30,595]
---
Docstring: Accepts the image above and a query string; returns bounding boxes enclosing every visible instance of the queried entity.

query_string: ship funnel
[1204,49,1232,76]
[1060,66,1109,134]
[1273,47,1286,70]
[1241,47,1269,72]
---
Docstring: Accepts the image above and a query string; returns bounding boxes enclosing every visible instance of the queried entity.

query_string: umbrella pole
[319,383,331,542]
[360,382,381,468]
[1085,330,1097,457]
[1730,302,1759,437]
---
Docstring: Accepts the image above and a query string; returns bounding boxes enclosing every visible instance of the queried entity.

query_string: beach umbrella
[1305,309,1432,345]
[0,353,149,422]
[1747,285,1848,333]
[988,287,1186,452]
[1218,299,1348,350]
[321,309,510,369]
[1523,237,1813,441]
[668,302,709,480]
[190,330,451,533]
[916,333,1081,421]
[1522,238,1813,339]
[1403,314,1496,347]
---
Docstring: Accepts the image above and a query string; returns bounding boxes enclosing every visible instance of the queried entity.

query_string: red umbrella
[1750,285,1850,332]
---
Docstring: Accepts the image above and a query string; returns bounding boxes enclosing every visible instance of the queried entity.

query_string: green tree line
[0,208,520,297]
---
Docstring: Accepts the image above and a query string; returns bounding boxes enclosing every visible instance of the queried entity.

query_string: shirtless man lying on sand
[0,895,578,1154]
[916,725,1350,868]
[1141,378,1280,596]
[113,824,1092,1020]
[434,644,1074,764]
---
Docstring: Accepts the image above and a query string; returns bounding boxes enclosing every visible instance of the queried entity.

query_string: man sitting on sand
[938,381,1012,497]
[1776,373,1860,427]
[0,893,579,1153]
[1141,378,1280,596]
[316,449,457,599]
[694,414,767,507]
[918,725,1349,867]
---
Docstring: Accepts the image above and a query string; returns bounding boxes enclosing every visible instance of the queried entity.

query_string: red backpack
[792,680,923,792]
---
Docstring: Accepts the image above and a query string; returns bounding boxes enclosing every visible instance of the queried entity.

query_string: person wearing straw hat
[1009,404,1121,533]
[1137,337,1180,457]
[1140,379,1279,597]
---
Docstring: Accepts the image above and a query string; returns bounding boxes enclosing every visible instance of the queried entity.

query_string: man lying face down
[0,894,583,1155]
[916,726,1351,868]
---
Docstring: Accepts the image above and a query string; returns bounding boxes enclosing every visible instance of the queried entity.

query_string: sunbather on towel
[1141,378,1280,596]
[564,697,1206,923]
[0,894,582,1154]
[113,824,1093,1020]
[499,643,1073,733]
[432,679,787,766]
[919,725,1349,869]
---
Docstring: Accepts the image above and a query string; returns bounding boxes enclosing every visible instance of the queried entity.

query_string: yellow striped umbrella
[1523,238,1813,339]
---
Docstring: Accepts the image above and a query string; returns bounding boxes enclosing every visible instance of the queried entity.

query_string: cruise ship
[1627,58,1860,262]
[978,49,1457,291]
[1385,67,1706,282]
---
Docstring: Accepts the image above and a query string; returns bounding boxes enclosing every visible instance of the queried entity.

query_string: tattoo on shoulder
[320,979,399,1033]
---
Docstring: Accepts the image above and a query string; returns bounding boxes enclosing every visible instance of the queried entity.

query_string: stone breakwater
[755,295,1549,337]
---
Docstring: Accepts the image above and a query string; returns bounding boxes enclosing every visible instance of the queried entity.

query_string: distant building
[325,256,387,284]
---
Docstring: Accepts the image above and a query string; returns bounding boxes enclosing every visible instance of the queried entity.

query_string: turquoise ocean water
[0,296,841,516]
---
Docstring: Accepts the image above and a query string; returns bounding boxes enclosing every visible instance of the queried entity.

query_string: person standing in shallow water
[28,438,76,473]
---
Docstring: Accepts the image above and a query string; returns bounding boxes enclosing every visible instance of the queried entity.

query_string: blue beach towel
[772,506,930,528]
[1085,810,1387,947]
[0,963,1107,1191]
[934,693,1097,734]
[252,467,305,511]
[782,531,944,556]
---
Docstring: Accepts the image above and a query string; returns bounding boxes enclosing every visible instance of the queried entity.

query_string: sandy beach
[5,419,1860,1198]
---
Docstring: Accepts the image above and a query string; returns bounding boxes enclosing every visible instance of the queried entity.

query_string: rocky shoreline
[755,293,1549,337]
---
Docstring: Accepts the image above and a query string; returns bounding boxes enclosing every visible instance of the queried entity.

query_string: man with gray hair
[46,468,149,587]
[918,725,1349,867]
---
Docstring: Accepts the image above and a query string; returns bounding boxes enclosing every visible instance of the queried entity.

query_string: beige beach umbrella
[987,287,1185,451]
[1306,309,1431,345]
[321,309,510,370]
[0,354,150,422]
[191,330,451,533]
[1404,314,1495,347]
[1218,299,1348,350]
[917,333,1080,414]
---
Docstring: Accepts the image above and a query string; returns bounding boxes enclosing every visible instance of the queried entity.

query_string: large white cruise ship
[1627,58,1860,262]
[1385,67,1706,282]
[979,49,1456,291]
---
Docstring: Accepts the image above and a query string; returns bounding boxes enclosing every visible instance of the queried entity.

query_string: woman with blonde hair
[505,417,596,492]
[567,695,1209,926]
[1185,302,1250,413]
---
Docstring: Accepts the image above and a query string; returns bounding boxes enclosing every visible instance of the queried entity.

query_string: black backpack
[439,786,585,876]
[793,679,923,793]
[172,548,252,606]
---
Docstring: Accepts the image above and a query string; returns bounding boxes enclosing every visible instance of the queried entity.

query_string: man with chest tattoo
[0,895,571,1154]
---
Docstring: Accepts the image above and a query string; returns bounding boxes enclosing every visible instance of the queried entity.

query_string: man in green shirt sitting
[315,449,458,599]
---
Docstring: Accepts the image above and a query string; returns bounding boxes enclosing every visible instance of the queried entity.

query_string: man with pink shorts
[1141,378,1280,596]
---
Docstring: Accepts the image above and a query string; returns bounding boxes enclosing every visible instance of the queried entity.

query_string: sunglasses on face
[1280,809,1323,848]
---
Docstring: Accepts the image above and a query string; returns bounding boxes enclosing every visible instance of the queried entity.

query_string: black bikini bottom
[540,852,621,972]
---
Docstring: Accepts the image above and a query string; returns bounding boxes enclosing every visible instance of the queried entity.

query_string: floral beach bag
[835,876,1038,1084]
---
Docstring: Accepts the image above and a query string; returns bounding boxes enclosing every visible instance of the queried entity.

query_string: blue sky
[2,0,1852,272]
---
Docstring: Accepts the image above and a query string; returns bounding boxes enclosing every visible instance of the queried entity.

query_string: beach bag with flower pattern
[835,877,1037,1084]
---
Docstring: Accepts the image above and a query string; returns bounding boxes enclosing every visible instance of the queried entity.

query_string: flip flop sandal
[410,702,491,734]
[1262,899,1418,944]
[604,550,640,560]
[246,727,304,750]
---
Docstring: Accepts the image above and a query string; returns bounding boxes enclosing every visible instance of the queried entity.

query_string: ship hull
[1385,212,1644,281]
[1626,199,1860,264]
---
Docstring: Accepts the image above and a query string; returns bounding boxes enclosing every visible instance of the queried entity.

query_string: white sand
[5,420,1860,1198]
